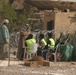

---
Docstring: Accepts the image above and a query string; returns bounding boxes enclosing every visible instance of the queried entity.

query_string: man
[47,32,55,49]
[25,34,36,59]
[17,24,30,60]
[37,33,47,59]
[47,32,55,61]
[25,34,36,52]
[0,19,9,59]
[38,33,47,50]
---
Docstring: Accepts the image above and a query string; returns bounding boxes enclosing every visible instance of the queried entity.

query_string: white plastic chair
[46,43,60,62]
[24,43,38,59]
[52,43,60,62]
[31,43,38,53]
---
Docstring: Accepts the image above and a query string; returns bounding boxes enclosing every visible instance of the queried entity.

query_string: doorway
[47,21,54,30]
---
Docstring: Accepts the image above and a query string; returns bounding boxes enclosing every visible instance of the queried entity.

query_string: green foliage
[16,13,29,27]
[0,1,29,32]
[1,3,17,31]
[0,0,33,32]
[0,0,4,9]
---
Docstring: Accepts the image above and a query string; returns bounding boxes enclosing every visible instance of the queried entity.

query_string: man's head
[39,34,44,39]
[27,34,33,39]
[48,32,52,38]
[2,19,9,25]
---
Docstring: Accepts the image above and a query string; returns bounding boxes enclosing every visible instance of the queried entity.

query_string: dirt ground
[0,48,76,75]
[0,60,76,75]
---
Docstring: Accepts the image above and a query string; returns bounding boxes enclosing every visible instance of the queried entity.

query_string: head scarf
[2,19,9,24]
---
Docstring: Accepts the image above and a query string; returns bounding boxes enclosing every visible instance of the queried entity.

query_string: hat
[2,19,9,24]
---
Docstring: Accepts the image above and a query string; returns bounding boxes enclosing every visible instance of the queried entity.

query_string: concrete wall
[43,10,55,30]
[43,11,76,38]
[55,12,76,38]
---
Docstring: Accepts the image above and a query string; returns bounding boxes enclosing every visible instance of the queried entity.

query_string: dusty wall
[55,12,76,38]
[43,11,76,39]
[43,10,55,30]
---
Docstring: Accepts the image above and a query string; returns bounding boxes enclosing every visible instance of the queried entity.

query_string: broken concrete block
[43,60,50,66]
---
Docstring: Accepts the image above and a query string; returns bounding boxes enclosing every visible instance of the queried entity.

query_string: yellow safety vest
[49,38,55,49]
[41,39,47,49]
[26,39,36,52]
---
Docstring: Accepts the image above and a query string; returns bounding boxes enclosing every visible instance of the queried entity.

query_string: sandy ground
[0,48,76,75]
[0,59,76,75]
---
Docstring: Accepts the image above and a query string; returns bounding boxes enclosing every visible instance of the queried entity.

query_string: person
[0,19,9,59]
[46,32,55,61]
[17,24,30,60]
[38,34,47,49]
[37,33,47,59]
[25,34,36,59]
[47,32,55,50]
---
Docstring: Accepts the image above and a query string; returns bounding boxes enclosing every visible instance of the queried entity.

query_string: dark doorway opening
[47,21,54,30]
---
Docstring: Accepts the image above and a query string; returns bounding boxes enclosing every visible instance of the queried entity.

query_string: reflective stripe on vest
[49,38,55,49]
[41,39,47,45]
[26,39,36,52]
[41,39,47,49]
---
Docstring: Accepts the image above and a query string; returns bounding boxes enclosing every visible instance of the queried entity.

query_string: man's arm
[2,26,9,43]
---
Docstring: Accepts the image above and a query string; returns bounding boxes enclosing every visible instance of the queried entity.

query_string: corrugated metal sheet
[26,0,76,10]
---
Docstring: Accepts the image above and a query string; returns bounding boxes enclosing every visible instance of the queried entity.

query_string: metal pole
[8,44,10,66]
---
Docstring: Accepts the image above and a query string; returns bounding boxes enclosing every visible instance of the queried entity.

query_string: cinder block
[43,60,50,66]
[24,60,38,67]
[32,56,44,66]
[23,56,50,67]
[32,56,44,61]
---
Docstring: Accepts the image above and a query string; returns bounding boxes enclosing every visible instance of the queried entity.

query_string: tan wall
[55,12,76,38]
[43,11,76,39]
[43,10,55,30]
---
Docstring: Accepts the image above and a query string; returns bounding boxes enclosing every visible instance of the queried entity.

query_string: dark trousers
[37,49,48,60]
[19,48,25,60]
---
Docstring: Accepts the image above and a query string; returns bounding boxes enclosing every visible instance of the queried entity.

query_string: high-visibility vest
[49,38,55,49]
[41,39,47,49]
[26,39,36,52]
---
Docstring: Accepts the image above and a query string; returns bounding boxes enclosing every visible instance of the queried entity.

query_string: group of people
[17,23,56,61]
[0,19,56,61]
[37,33,55,60]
